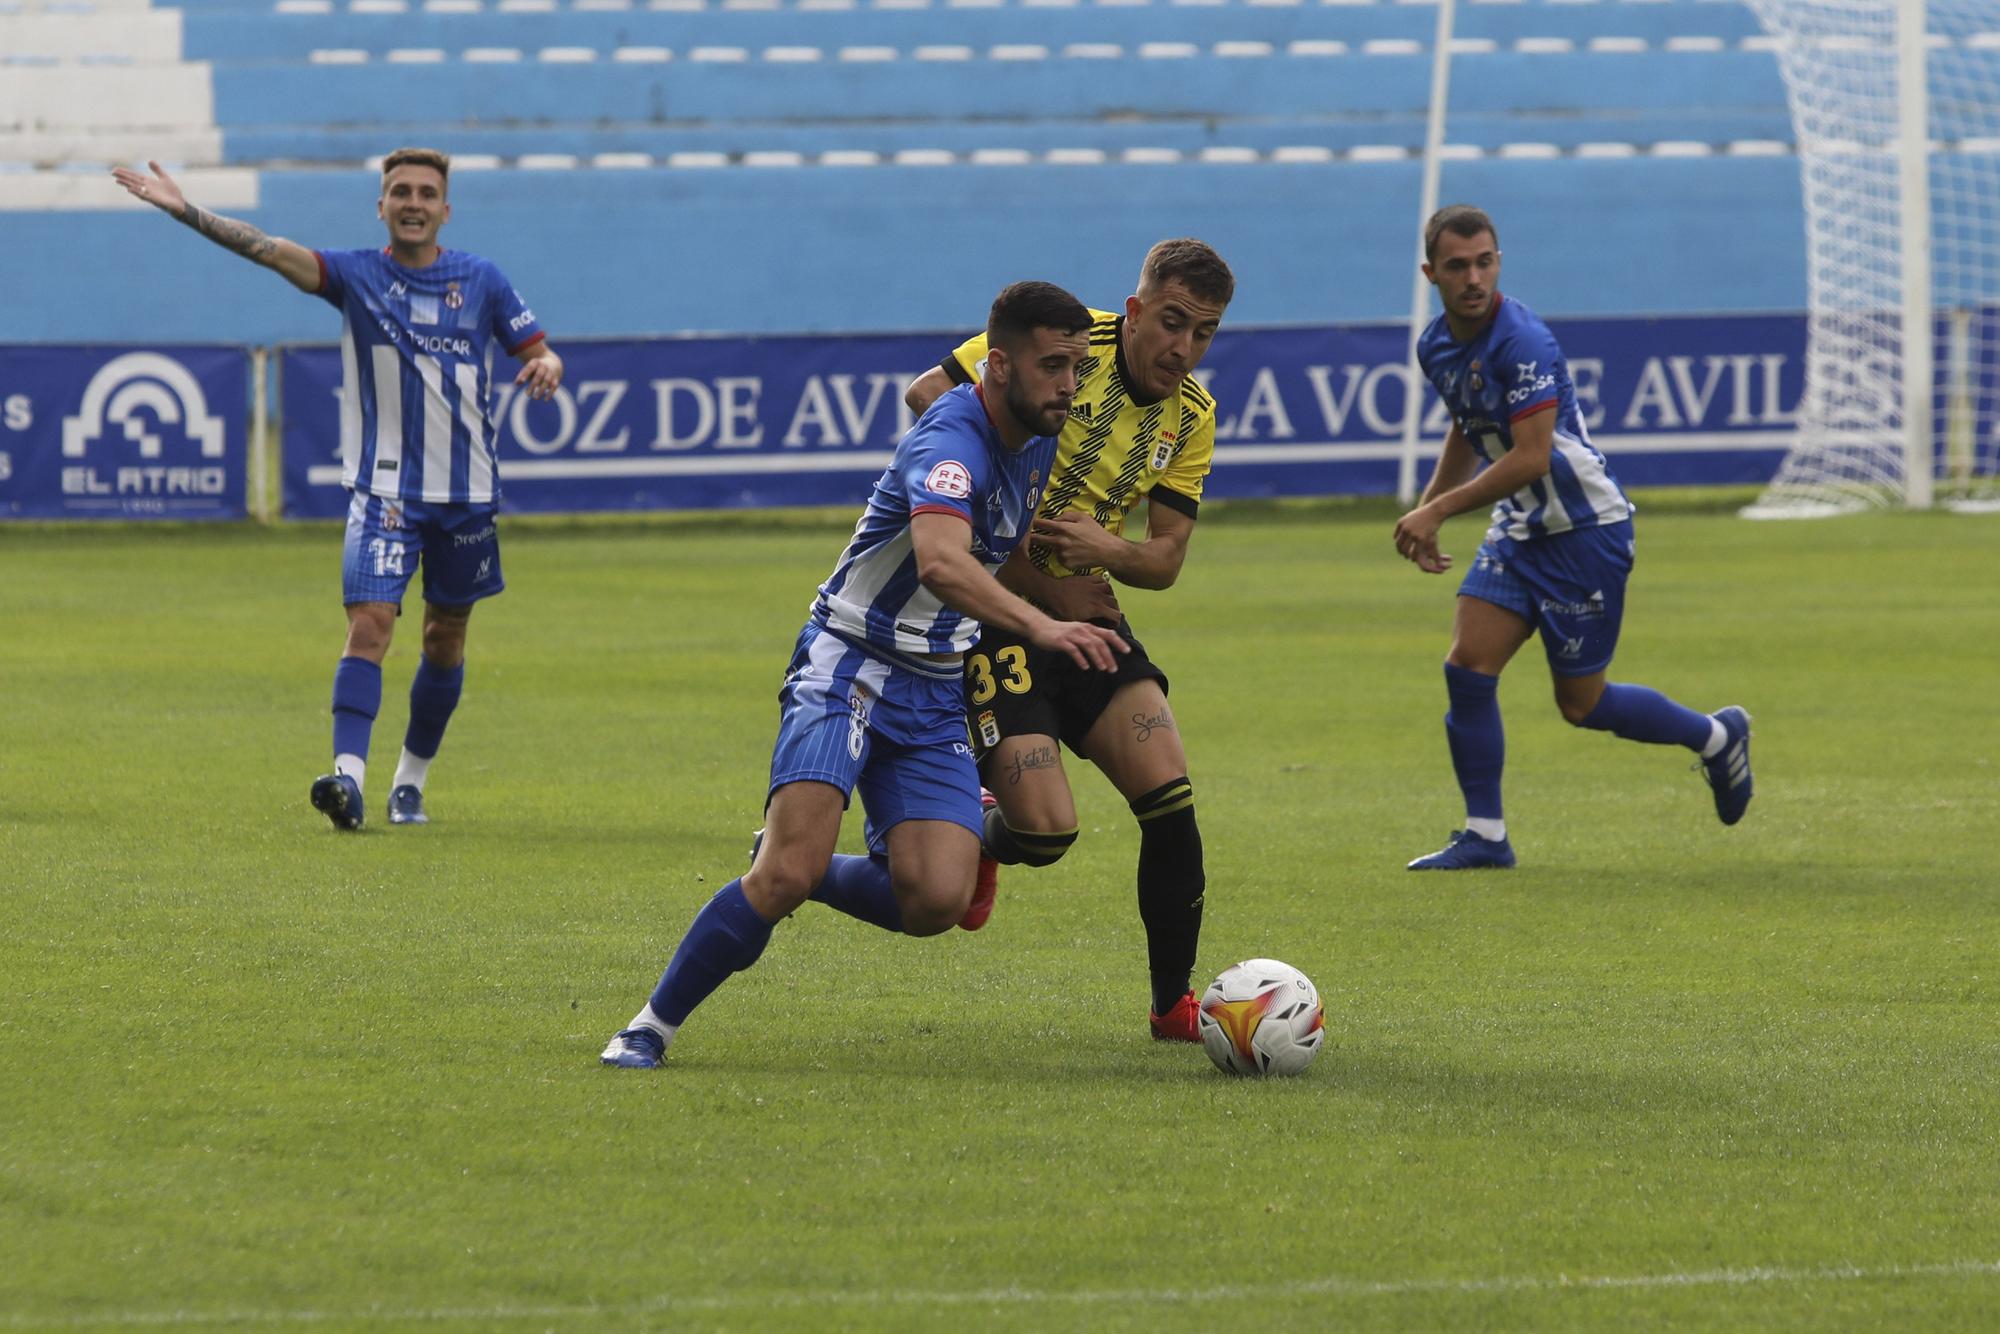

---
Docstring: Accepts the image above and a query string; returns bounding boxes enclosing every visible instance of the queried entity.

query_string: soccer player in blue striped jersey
[113,150,563,831]
[601,282,1128,1070]
[1392,206,1753,869]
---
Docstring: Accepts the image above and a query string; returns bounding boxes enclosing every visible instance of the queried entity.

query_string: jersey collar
[1444,291,1505,344]
[381,244,449,271]
[972,382,1016,452]
[1113,315,1167,408]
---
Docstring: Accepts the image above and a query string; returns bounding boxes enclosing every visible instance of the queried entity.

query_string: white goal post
[1744,0,2000,516]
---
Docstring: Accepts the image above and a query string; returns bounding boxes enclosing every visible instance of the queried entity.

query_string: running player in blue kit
[1392,206,1754,869]
[114,149,564,831]
[601,283,1127,1069]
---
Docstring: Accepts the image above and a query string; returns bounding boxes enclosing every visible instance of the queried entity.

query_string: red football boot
[1149,989,1200,1042]
[959,789,1000,931]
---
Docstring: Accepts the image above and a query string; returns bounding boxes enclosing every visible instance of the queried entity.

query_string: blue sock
[809,854,904,932]
[403,656,464,760]
[1579,682,1714,750]
[1443,663,1504,821]
[648,880,775,1026]
[330,656,382,765]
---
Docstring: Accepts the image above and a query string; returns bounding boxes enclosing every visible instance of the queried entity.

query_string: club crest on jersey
[444,282,464,310]
[924,459,974,499]
[1149,436,1175,471]
[1467,358,1484,394]
[976,710,1001,749]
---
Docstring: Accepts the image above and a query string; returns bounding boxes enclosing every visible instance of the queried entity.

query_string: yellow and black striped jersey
[943,307,1217,579]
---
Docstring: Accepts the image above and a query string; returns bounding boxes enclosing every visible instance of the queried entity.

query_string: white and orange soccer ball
[1197,959,1325,1077]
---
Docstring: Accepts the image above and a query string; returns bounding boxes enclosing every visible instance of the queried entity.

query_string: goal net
[1744,0,2000,516]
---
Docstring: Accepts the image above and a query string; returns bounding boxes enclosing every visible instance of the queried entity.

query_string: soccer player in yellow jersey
[903,238,1233,1042]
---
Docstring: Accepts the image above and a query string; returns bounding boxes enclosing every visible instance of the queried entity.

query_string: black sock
[1132,778,1203,1015]
[982,805,1077,868]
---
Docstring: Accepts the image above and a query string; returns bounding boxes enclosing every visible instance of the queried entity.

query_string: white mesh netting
[1745,1,2000,516]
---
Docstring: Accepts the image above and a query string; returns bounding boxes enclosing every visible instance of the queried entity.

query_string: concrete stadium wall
[7,155,1804,344]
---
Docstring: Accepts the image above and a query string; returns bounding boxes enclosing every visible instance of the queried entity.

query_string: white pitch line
[8,1259,1998,1328]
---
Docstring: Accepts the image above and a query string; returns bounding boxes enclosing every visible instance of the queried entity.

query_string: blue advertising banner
[279,313,1807,518]
[0,345,252,520]
[1200,312,1805,497]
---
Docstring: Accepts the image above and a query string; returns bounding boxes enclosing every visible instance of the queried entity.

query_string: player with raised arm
[113,149,563,831]
[601,282,1126,1070]
[902,239,1231,1043]
[1392,205,1753,870]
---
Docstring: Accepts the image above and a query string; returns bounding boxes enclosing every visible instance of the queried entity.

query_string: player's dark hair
[1139,238,1234,307]
[1425,204,1497,260]
[986,281,1092,354]
[381,147,451,192]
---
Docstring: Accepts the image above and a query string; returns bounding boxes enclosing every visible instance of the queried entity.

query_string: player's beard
[1005,380,1068,438]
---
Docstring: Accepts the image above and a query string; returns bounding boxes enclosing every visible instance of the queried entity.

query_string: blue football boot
[1699,706,1755,826]
[1407,829,1517,870]
[309,772,364,831]
[387,784,428,826]
[600,1028,667,1069]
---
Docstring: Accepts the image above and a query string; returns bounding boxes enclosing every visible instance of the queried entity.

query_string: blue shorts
[341,492,505,609]
[1457,519,1635,677]
[767,622,982,856]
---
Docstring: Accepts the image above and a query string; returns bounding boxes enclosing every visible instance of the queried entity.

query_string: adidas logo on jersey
[1069,403,1093,424]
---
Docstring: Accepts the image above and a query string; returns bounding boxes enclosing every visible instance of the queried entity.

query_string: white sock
[392,748,433,792]
[334,754,366,790]
[1464,816,1507,842]
[1699,718,1728,759]
[627,1006,679,1046]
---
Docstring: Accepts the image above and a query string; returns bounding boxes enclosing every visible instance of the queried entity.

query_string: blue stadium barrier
[0,304,1806,522]
[271,311,1801,518]
[11,156,1805,347]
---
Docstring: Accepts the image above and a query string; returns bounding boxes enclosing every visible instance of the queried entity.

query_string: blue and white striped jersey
[314,247,544,505]
[811,383,1054,663]
[1418,294,1632,541]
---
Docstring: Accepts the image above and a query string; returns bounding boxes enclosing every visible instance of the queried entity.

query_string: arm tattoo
[1003,745,1061,786]
[1131,710,1175,743]
[179,202,279,265]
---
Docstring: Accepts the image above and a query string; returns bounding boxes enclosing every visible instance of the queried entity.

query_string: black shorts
[964,616,1170,763]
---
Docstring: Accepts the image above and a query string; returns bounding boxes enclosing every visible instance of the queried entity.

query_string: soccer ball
[1197,959,1325,1077]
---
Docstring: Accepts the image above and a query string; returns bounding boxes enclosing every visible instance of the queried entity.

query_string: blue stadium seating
[204,51,1782,128]
[177,3,1767,63]
[219,109,1796,166]
[6,0,1817,344]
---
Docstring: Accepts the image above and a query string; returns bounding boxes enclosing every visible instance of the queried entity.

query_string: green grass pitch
[3,498,1997,1330]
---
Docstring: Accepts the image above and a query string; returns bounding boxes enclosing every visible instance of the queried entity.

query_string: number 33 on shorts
[967,645,1033,705]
